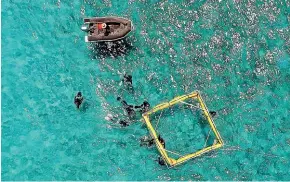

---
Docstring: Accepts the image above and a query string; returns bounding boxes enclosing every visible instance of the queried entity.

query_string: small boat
[81,16,133,42]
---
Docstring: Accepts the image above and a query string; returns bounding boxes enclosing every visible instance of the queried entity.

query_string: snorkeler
[74,92,83,109]
[123,74,132,85]
[117,97,136,118]
[135,101,150,113]
[119,120,129,127]
[121,73,133,91]
[105,113,129,127]
[158,156,165,166]
[140,136,154,147]
[209,111,217,117]
[158,135,165,148]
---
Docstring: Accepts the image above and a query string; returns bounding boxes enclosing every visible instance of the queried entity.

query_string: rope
[155,110,163,129]
[179,101,205,111]
[204,129,211,148]
[162,148,183,157]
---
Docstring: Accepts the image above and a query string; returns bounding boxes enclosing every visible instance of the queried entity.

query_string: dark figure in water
[74,92,83,109]
[119,120,129,127]
[122,74,133,91]
[105,114,129,127]
[209,111,217,117]
[158,157,165,166]
[140,136,154,147]
[117,97,136,118]
[158,135,165,148]
[135,101,150,113]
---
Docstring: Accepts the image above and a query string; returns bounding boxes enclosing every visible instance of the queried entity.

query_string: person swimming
[121,73,133,91]
[74,92,83,109]
[209,111,217,117]
[135,101,150,113]
[117,97,136,118]
[158,135,165,148]
[140,136,154,147]
[123,74,132,85]
[119,120,129,127]
[105,113,129,127]
[158,156,165,166]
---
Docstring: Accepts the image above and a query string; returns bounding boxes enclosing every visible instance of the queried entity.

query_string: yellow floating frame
[142,91,224,167]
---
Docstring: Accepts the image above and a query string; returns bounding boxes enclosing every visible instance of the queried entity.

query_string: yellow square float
[142,91,224,167]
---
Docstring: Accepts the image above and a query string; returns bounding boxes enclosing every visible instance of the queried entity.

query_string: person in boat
[135,101,150,113]
[140,136,154,147]
[89,25,95,33]
[104,23,110,36]
[158,135,165,148]
[158,156,165,166]
[74,92,83,109]
[117,97,136,118]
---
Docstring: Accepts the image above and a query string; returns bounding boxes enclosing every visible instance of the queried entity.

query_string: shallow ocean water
[1,0,290,180]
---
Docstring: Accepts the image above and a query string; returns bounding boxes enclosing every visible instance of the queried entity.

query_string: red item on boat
[98,23,103,30]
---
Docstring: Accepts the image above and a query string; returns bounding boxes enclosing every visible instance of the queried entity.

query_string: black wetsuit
[148,139,154,146]
[158,135,165,148]
[209,111,217,117]
[123,74,133,91]
[135,101,150,113]
[158,157,165,166]
[119,120,129,127]
[118,99,136,118]
[140,137,154,147]
[74,92,83,109]
[123,74,132,84]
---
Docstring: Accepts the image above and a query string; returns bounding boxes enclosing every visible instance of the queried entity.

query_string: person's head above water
[74,92,83,109]
[158,135,163,141]
[126,75,132,79]
[143,101,150,107]
[209,111,217,117]
[158,135,165,148]
[77,92,82,97]
[119,120,129,127]
[117,97,122,101]
[158,156,165,166]
[123,74,132,84]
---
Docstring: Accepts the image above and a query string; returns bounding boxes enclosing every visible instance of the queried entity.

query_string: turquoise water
[2,0,290,180]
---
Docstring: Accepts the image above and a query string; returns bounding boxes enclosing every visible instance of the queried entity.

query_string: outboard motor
[81,24,89,32]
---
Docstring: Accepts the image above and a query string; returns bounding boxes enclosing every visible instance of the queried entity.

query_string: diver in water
[119,120,129,127]
[140,136,154,147]
[121,73,133,91]
[117,97,136,118]
[135,101,150,113]
[209,111,217,117]
[158,135,165,148]
[158,156,165,166]
[105,113,129,127]
[123,74,132,85]
[74,92,83,109]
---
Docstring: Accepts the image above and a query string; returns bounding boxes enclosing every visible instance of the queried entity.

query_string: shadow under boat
[89,38,135,59]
